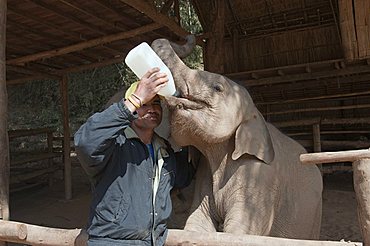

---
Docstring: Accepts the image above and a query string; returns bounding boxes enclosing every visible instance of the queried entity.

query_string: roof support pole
[0,0,10,232]
[353,158,370,245]
[312,123,322,173]
[60,75,72,200]
[204,0,225,73]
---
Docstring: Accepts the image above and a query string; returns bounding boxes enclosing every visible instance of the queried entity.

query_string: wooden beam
[256,86,370,106]
[338,0,358,60]
[353,158,370,245]
[354,0,370,58]
[0,0,9,225]
[7,64,59,78]
[6,57,123,85]
[204,0,225,73]
[29,0,107,35]
[227,59,344,78]
[8,5,124,56]
[237,64,370,87]
[7,5,88,41]
[60,75,72,200]
[120,0,189,38]
[300,148,370,165]
[298,140,370,150]
[288,130,370,137]
[58,0,126,31]
[0,220,362,246]
[6,74,60,85]
[274,117,370,128]
[264,103,370,116]
[6,23,161,65]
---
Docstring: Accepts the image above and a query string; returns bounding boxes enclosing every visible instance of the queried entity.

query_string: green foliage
[8,0,203,135]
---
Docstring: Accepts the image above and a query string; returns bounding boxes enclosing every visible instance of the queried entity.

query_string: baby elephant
[151,37,323,239]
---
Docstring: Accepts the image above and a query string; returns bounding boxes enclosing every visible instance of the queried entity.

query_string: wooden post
[47,131,53,187]
[0,220,363,246]
[338,0,358,60]
[204,0,225,73]
[60,75,72,200]
[353,158,370,245]
[312,123,322,172]
[0,0,10,229]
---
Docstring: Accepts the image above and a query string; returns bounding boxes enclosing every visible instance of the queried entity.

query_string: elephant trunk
[151,36,195,95]
[168,35,196,58]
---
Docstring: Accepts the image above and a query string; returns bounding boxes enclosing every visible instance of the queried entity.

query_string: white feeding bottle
[125,42,176,97]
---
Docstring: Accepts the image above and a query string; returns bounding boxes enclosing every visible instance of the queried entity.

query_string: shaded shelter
[1,0,370,228]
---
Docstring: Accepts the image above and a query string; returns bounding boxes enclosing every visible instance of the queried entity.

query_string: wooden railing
[8,128,63,192]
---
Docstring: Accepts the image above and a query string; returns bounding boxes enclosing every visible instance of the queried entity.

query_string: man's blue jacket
[74,101,195,246]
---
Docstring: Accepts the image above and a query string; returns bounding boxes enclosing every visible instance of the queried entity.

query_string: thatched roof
[4,0,370,151]
[6,0,189,84]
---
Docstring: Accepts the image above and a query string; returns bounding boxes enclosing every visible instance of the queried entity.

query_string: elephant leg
[184,157,217,232]
[184,195,217,232]
[222,180,278,235]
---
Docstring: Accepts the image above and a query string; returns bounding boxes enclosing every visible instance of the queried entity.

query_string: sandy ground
[8,164,362,244]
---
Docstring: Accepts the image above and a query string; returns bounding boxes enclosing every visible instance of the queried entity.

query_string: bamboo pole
[204,0,225,73]
[166,229,362,246]
[6,23,161,65]
[353,158,370,245]
[0,0,9,229]
[300,148,370,165]
[60,75,72,200]
[0,220,87,246]
[338,0,358,60]
[0,220,363,246]
[354,0,370,58]
[312,123,322,171]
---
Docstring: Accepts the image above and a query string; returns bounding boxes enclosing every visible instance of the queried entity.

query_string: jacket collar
[124,126,169,158]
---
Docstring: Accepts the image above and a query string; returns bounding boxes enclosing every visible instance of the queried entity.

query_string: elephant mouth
[166,93,208,111]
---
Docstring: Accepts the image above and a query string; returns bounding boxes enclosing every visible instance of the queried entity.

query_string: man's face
[132,96,162,130]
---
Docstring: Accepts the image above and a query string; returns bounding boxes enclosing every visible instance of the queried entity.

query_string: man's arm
[74,100,136,179]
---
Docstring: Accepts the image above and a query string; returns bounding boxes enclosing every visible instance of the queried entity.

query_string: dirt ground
[8,163,362,244]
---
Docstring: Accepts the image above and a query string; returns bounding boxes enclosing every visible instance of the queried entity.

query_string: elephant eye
[213,84,223,92]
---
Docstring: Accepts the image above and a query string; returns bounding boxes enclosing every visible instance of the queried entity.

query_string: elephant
[148,37,323,239]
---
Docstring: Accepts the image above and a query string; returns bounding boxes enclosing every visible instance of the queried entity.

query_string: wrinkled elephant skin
[151,38,323,239]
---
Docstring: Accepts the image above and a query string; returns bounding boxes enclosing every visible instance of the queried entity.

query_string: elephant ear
[232,112,275,164]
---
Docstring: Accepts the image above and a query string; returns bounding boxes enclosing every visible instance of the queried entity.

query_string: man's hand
[134,68,168,104]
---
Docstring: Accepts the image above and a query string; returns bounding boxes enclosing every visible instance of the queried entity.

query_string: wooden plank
[300,148,370,165]
[236,64,370,87]
[120,0,189,38]
[0,220,363,246]
[338,0,358,60]
[264,103,370,116]
[256,86,370,106]
[353,158,370,245]
[354,0,370,58]
[6,23,161,65]
[60,75,72,200]
[11,152,61,166]
[0,0,9,225]
[204,0,225,73]
[298,140,370,150]
[274,117,370,128]
[10,166,59,185]
[29,0,107,35]
[8,127,54,139]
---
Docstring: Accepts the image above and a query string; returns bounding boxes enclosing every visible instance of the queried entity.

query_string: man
[75,68,196,246]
